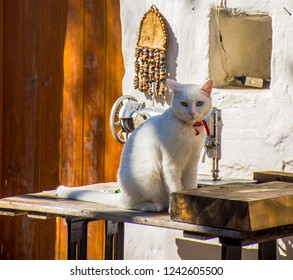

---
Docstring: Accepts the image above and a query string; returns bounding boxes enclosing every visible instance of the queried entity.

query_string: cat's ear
[200,79,213,97]
[166,79,182,93]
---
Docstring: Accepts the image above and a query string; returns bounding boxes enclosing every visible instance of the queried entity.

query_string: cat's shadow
[145,20,179,107]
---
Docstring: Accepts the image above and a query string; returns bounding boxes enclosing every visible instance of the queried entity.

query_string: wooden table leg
[258,240,277,260]
[66,217,89,260]
[219,238,242,260]
[105,220,124,260]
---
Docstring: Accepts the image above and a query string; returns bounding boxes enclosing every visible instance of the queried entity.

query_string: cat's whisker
[114,121,120,126]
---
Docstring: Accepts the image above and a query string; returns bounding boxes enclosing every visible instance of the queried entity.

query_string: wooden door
[0,0,124,260]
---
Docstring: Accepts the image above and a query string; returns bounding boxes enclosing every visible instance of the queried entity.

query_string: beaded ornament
[134,5,168,97]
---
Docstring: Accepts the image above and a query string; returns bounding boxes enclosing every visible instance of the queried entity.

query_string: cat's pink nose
[189,112,196,117]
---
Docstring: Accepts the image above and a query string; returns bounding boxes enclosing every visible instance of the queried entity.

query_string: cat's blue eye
[196,101,204,106]
[181,101,188,107]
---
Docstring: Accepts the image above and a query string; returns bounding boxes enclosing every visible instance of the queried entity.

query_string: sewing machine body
[204,108,223,180]
[110,95,223,180]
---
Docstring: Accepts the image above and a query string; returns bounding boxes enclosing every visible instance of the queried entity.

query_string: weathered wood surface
[1,0,61,260]
[0,191,221,235]
[0,0,124,260]
[254,171,293,183]
[0,1,3,193]
[1,191,293,246]
[171,181,293,231]
[57,0,124,260]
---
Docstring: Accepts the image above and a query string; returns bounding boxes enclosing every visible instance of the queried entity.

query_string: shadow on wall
[165,20,179,84]
[176,239,258,260]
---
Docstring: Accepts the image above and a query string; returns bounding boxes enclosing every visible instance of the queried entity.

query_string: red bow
[193,119,210,136]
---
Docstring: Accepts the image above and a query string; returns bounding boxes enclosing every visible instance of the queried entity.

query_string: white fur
[57,79,213,212]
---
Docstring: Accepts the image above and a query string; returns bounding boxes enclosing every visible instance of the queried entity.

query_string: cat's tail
[56,182,124,208]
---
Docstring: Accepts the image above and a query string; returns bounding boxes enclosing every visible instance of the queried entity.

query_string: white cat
[57,79,213,212]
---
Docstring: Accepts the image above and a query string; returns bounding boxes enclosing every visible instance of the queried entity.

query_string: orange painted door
[0,0,124,260]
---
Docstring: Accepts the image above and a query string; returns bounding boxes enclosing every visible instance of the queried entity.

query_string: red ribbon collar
[193,119,210,136]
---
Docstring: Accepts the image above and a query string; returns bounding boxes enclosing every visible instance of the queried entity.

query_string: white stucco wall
[119,0,293,259]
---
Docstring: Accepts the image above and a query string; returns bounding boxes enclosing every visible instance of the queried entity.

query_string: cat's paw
[135,202,165,212]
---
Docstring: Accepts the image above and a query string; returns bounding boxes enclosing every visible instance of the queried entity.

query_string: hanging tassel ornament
[134,5,168,97]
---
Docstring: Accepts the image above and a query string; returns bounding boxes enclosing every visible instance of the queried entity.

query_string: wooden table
[1,185,293,260]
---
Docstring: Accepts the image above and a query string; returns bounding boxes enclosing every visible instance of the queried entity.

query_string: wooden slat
[0,209,27,217]
[58,0,85,260]
[40,0,64,191]
[20,0,42,195]
[83,0,106,260]
[18,0,43,259]
[55,217,66,260]
[2,0,22,198]
[27,212,57,220]
[39,0,64,260]
[0,0,3,197]
[83,0,105,185]
[183,231,215,241]
[254,171,293,183]
[0,11,24,260]
[1,0,23,260]
[104,0,124,182]
[61,0,84,187]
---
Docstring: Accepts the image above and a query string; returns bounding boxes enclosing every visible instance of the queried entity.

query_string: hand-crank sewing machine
[109,95,223,181]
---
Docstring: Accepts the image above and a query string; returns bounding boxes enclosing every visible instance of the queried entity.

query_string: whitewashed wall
[119,0,293,259]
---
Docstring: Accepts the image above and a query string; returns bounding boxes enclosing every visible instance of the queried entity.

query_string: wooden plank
[27,212,57,220]
[39,0,64,261]
[183,231,215,241]
[55,217,67,260]
[170,181,293,231]
[18,0,43,259]
[0,209,27,217]
[20,0,43,194]
[254,170,293,183]
[83,0,105,185]
[83,0,106,260]
[0,0,3,197]
[58,0,85,260]
[61,0,84,187]
[53,0,68,261]
[1,0,23,260]
[2,0,22,198]
[104,0,124,182]
[40,0,64,191]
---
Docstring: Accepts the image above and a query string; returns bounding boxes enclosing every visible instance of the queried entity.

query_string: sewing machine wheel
[110,95,138,144]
